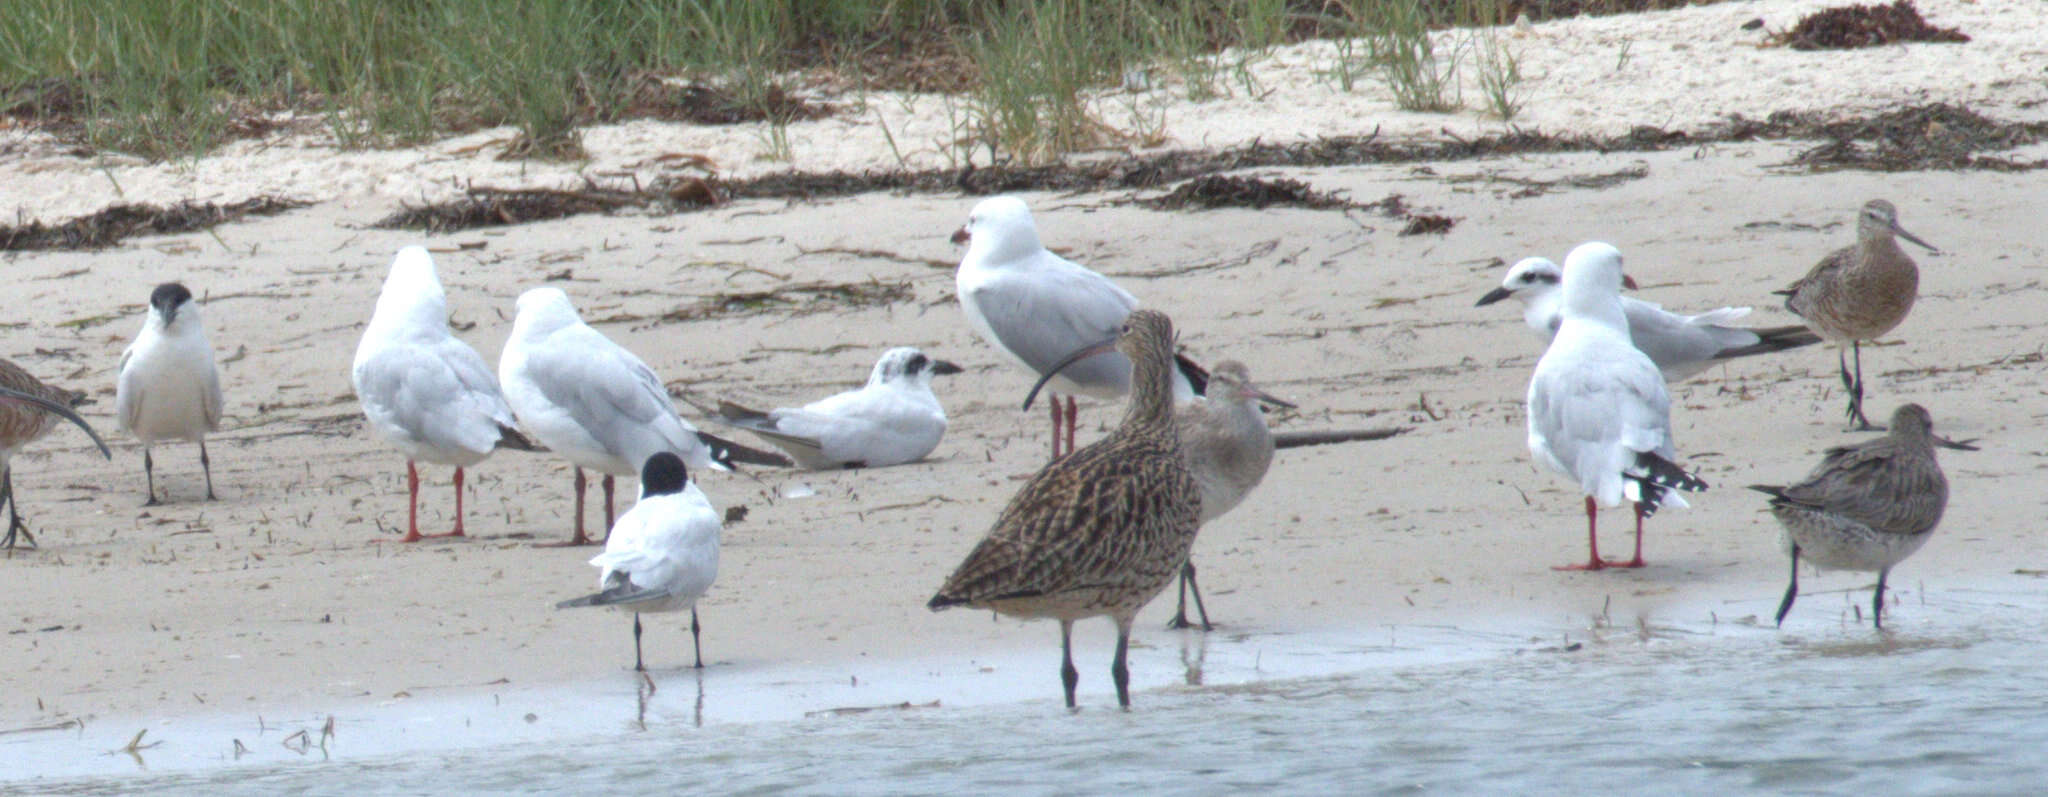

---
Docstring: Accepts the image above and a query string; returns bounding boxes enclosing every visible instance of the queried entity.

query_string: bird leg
[411,467,467,540]
[143,447,159,507]
[690,607,704,669]
[603,475,616,539]
[1872,566,1890,631]
[633,612,646,672]
[450,466,466,536]
[1048,391,1064,461]
[401,460,423,543]
[1168,560,1213,631]
[1112,617,1133,709]
[1775,543,1801,627]
[539,467,597,547]
[1,469,32,550]
[1063,396,1079,459]
[1609,502,1650,569]
[1845,342,1879,431]
[1059,619,1079,709]
[200,439,217,501]
[1553,496,1608,571]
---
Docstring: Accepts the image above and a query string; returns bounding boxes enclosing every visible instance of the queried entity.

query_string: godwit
[499,287,786,546]
[1750,403,1972,629]
[1776,200,1938,430]
[1479,256,1821,381]
[352,247,538,543]
[699,347,963,469]
[556,452,720,670]
[929,309,1200,708]
[951,196,1201,460]
[1525,243,1708,570]
[0,364,111,548]
[115,282,224,504]
[1165,361,1293,631]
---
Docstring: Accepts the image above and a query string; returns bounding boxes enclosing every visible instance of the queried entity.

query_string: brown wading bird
[928,310,1200,709]
[1162,361,1293,631]
[0,372,114,549]
[1776,199,1938,431]
[1750,403,1973,630]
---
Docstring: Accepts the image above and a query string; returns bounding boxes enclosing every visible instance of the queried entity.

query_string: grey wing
[437,337,517,427]
[717,401,831,468]
[971,266,1136,380]
[553,336,700,455]
[1780,441,1944,535]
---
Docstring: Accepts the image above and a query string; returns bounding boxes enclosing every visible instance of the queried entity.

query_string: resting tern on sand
[115,282,224,504]
[1775,199,1938,431]
[500,287,787,546]
[353,247,538,543]
[556,452,720,671]
[699,347,963,470]
[1525,242,1708,571]
[0,376,113,549]
[1477,257,1822,381]
[951,196,1202,460]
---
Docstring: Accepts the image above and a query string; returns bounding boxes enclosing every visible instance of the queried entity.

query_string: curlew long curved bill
[0,386,112,459]
[1022,336,1116,412]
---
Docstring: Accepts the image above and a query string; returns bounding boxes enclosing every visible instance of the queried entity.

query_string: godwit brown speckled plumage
[1750,403,1972,630]
[1167,360,1292,631]
[0,359,111,549]
[1776,200,1938,430]
[928,309,1200,709]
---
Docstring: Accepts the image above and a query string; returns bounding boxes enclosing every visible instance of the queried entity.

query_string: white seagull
[1525,242,1708,570]
[1478,257,1821,381]
[116,282,225,505]
[952,195,1200,459]
[353,246,537,543]
[556,452,720,671]
[500,287,787,546]
[701,346,964,469]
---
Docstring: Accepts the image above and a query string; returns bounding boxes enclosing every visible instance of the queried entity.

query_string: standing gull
[115,282,224,504]
[1525,242,1709,570]
[952,196,1200,460]
[699,347,963,470]
[1776,199,1938,430]
[0,373,113,549]
[929,309,1200,709]
[500,287,787,546]
[1166,361,1293,631]
[353,246,538,543]
[1478,257,1821,381]
[557,452,720,671]
[1750,403,1972,630]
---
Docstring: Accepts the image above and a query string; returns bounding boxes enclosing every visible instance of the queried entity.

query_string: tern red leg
[1553,496,1607,571]
[539,465,597,547]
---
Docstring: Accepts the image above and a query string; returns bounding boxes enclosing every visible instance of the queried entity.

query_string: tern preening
[952,196,1201,460]
[556,452,720,671]
[1524,243,1708,571]
[701,346,963,470]
[1776,199,1938,430]
[353,246,538,543]
[115,282,224,505]
[500,287,788,546]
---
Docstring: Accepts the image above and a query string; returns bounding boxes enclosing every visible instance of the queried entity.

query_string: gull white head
[146,282,202,334]
[868,347,964,389]
[512,287,583,337]
[368,246,451,335]
[1558,242,1631,329]
[952,196,1044,266]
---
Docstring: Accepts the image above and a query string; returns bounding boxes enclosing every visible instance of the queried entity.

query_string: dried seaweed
[657,279,914,323]
[1137,175,1353,211]
[624,81,836,126]
[1773,0,1968,50]
[0,197,307,252]
[372,176,720,232]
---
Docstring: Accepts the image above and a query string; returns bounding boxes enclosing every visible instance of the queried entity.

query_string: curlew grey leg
[1872,566,1890,630]
[200,439,216,500]
[1111,618,1133,709]
[1168,560,1213,631]
[1555,496,1607,571]
[143,447,159,506]
[632,612,646,672]
[1059,619,1079,709]
[690,607,704,669]
[1,469,32,550]
[1775,544,1801,627]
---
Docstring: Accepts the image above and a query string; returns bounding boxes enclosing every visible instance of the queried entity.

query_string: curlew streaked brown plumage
[928,309,1200,709]
[1750,403,1973,630]
[0,360,112,549]
[1776,200,1938,430]
[1166,360,1293,631]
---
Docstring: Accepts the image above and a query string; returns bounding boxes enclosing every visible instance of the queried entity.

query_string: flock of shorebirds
[0,194,1969,709]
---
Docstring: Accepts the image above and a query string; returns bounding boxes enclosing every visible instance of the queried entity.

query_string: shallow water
[13,588,2048,794]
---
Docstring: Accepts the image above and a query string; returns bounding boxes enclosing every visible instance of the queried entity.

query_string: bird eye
[908,354,927,372]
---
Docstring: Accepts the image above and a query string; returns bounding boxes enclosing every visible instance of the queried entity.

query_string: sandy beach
[4,0,2046,779]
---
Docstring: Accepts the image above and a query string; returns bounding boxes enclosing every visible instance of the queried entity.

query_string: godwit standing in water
[1163,360,1292,631]
[1750,403,1972,629]
[0,365,111,548]
[1525,243,1708,570]
[929,309,1200,708]
[1775,200,1938,430]
[115,282,224,504]
[1478,256,1821,381]
[353,247,538,542]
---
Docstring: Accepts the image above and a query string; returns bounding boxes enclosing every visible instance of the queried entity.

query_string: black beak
[1023,336,1117,411]
[1475,287,1513,307]
[1249,388,1297,410]
[1894,222,1939,253]
[950,227,970,245]
[1934,435,1979,451]
[930,360,964,376]
[0,386,112,459]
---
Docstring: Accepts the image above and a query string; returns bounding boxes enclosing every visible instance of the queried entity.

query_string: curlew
[0,365,112,548]
[1479,256,1822,381]
[557,452,721,671]
[1525,243,1708,570]
[1776,200,1938,430]
[115,282,225,504]
[1750,403,1972,630]
[698,347,963,470]
[353,247,539,543]
[929,309,1200,708]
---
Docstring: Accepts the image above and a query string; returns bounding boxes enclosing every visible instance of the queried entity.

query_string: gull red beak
[1621,274,1639,290]
[950,227,970,245]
